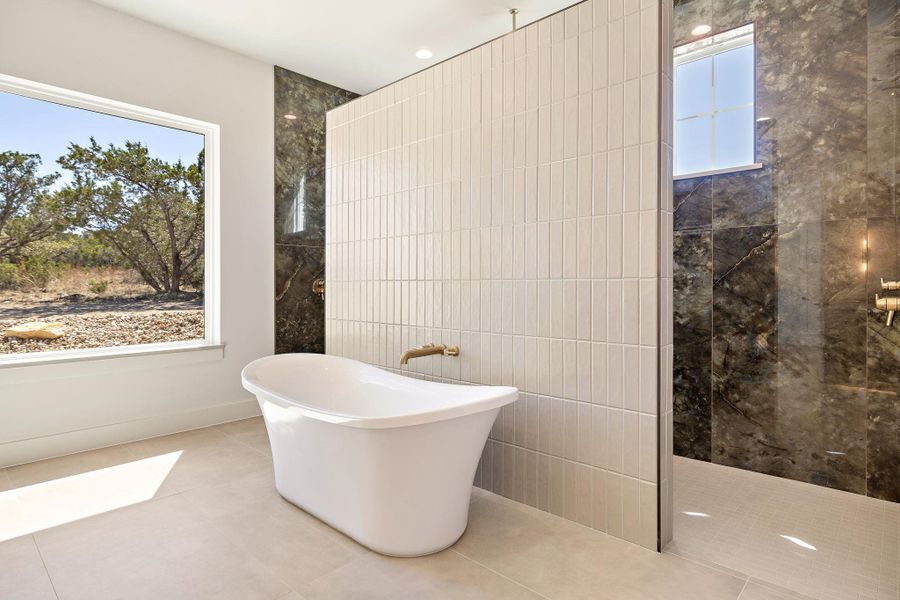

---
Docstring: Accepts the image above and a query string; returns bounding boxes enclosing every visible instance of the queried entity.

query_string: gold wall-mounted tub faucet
[400,343,460,365]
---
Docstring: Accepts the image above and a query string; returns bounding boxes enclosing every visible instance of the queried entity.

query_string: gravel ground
[0,310,204,354]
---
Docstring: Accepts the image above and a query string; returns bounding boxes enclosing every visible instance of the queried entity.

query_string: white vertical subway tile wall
[324,0,671,551]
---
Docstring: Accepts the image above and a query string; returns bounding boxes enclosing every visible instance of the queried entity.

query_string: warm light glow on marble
[691,24,712,36]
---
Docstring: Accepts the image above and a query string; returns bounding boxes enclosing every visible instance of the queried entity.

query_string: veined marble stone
[274,67,357,354]
[673,0,900,502]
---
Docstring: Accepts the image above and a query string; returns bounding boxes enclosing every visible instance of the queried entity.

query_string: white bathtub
[240,353,518,557]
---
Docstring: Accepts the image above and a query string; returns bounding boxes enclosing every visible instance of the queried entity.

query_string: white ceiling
[88,0,581,94]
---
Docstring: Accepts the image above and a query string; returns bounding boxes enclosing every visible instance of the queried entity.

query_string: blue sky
[0,90,204,186]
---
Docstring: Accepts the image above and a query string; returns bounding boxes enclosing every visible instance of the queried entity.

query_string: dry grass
[1,266,155,305]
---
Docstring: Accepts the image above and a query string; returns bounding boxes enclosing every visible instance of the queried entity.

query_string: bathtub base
[276,485,470,557]
[260,397,499,557]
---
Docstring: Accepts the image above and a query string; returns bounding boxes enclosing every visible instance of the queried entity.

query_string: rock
[4,321,66,340]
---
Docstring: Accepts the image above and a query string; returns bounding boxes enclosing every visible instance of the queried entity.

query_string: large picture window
[674,24,757,178]
[0,74,218,362]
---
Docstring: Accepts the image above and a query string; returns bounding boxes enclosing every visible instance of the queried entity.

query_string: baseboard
[0,398,261,469]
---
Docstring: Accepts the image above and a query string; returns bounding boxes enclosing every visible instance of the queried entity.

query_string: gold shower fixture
[874,294,900,327]
[875,278,900,326]
[510,8,519,32]
[312,278,325,299]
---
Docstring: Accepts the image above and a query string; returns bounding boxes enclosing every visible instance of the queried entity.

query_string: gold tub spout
[400,343,460,365]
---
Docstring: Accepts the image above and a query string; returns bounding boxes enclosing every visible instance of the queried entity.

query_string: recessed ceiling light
[415,49,433,60]
[283,114,297,120]
[691,24,712,36]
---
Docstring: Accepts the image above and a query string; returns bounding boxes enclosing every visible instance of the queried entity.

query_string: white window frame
[673,24,762,180]
[0,72,221,368]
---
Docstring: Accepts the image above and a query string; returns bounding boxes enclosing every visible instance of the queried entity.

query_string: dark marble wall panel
[710,225,779,470]
[673,0,900,502]
[867,0,900,218]
[866,388,900,500]
[674,177,712,231]
[674,231,713,459]
[275,244,326,354]
[275,67,357,354]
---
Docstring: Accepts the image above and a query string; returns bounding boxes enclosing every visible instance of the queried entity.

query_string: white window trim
[674,24,756,179]
[0,72,221,368]
[673,161,763,181]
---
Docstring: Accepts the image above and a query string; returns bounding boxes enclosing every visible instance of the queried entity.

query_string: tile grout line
[734,577,750,600]
[30,534,61,600]
[448,547,554,600]
[173,485,303,600]
[217,428,271,459]
[212,418,274,458]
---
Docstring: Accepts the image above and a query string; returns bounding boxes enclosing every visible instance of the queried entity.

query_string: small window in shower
[673,24,757,179]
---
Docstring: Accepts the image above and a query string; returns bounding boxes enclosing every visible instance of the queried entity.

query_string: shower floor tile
[670,456,900,600]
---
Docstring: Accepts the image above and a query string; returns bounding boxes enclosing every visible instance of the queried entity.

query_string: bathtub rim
[241,353,518,430]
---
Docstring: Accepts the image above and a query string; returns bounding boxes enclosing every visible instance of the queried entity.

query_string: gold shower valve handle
[881,278,900,291]
[875,293,900,327]
[874,294,900,311]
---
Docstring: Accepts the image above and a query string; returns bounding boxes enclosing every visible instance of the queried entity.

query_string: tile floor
[0,418,876,600]
[670,456,900,600]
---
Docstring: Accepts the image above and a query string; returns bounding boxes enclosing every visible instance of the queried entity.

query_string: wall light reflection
[780,535,817,550]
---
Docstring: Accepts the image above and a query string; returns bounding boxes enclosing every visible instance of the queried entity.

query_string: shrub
[88,279,109,294]
[0,262,20,289]
[20,255,62,289]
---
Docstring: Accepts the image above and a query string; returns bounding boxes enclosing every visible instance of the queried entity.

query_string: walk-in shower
[670,1,899,598]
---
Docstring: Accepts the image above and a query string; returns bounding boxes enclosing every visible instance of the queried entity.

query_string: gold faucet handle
[875,294,900,311]
[881,278,900,291]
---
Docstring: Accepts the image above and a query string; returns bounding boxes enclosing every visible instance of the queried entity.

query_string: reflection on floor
[3,417,778,600]
[670,456,900,600]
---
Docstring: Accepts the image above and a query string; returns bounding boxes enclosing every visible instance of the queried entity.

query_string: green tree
[59,139,204,294]
[0,151,74,262]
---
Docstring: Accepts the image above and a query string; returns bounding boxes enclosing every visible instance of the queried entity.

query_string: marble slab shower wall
[672,0,900,501]
[275,67,356,354]
[324,0,670,550]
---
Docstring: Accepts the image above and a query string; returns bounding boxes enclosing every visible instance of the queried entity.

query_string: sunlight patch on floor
[0,451,181,542]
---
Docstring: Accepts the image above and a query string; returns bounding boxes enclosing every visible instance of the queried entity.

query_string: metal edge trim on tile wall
[656,0,665,553]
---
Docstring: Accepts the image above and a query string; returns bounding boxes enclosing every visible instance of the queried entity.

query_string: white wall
[324,0,666,550]
[0,0,274,466]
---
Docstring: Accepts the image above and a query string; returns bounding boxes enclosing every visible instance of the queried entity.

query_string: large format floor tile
[672,457,900,600]
[456,492,747,600]
[297,550,545,600]
[35,494,290,600]
[0,419,765,599]
[0,535,57,600]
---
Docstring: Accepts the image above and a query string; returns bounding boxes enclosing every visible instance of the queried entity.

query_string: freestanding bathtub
[240,353,518,557]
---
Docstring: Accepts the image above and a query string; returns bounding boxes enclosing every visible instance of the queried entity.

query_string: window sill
[674,162,764,181]
[0,340,225,371]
